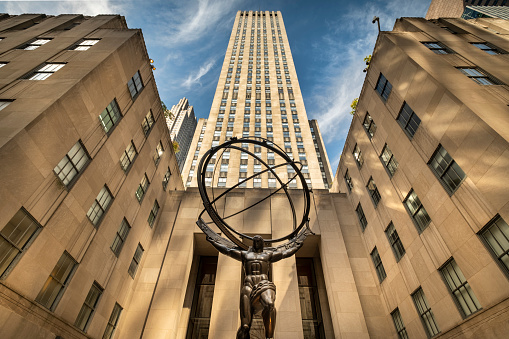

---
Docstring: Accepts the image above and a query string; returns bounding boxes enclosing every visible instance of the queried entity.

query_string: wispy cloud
[182,58,216,89]
[0,0,125,16]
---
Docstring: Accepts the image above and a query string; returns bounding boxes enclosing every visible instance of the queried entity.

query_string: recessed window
[0,100,12,111]
[479,215,509,276]
[440,258,481,317]
[71,39,100,51]
[344,170,353,192]
[471,42,505,55]
[0,208,42,277]
[103,303,123,339]
[0,62,7,68]
[296,258,325,338]
[111,218,131,257]
[135,174,150,203]
[457,67,500,85]
[99,99,121,134]
[422,42,452,54]
[153,142,163,166]
[356,203,367,231]
[380,144,399,177]
[21,38,51,50]
[397,102,421,139]
[142,111,155,135]
[24,63,65,80]
[75,282,103,332]
[362,112,377,139]
[429,145,466,194]
[148,200,160,227]
[128,71,143,98]
[54,140,90,187]
[120,141,137,172]
[391,308,409,339]
[162,167,171,190]
[412,287,440,337]
[375,73,392,102]
[385,222,405,262]
[404,189,431,233]
[352,143,363,168]
[35,252,77,310]
[87,186,113,226]
[128,243,144,278]
[366,177,381,208]
[370,247,387,283]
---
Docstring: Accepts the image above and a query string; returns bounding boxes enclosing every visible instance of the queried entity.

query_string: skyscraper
[182,10,328,190]
[165,97,197,172]
[426,0,509,20]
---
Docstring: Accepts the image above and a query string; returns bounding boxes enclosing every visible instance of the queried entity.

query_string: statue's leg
[237,286,252,339]
[260,290,276,339]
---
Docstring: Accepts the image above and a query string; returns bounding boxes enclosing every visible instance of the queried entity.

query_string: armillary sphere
[196,136,312,250]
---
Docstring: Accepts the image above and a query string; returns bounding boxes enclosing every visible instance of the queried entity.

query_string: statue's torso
[242,250,271,288]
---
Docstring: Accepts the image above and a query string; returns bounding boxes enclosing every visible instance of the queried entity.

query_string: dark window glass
[54,140,90,187]
[344,170,353,192]
[391,308,409,339]
[356,203,367,231]
[380,144,399,177]
[457,67,500,85]
[111,218,130,257]
[120,141,137,172]
[296,258,325,339]
[103,303,123,339]
[440,259,481,317]
[142,111,155,135]
[352,144,363,168]
[135,174,150,203]
[366,177,381,207]
[75,282,103,331]
[479,215,509,276]
[128,244,144,278]
[412,287,440,337]
[162,167,171,190]
[370,247,387,283]
[397,102,421,139]
[153,142,163,166]
[385,222,405,261]
[471,42,505,55]
[375,73,392,102]
[127,71,143,98]
[148,200,160,227]
[429,145,466,194]
[87,186,113,226]
[99,99,121,134]
[362,112,377,139]
[422,42,452,54]
[404,190,431,233]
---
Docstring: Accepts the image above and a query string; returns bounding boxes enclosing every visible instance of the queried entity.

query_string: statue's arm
[207,236,243,261]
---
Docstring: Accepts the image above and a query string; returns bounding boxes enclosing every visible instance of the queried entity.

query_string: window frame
[362,112,377,139]
[370,247,387,283]
[127,70,144,99]
[142,110,155,136]
[75,281,103,332]
[396,102,421,139]
[352,143,364,168]
[471,42,505,55]
[102,303,123,339]
[153,141,164,166]
[422,41,453,54]
[111,218,131,257]
[428,145,466,195]
[99,99,122,134]
[403,189,431,233]
[120,141,137,173]
[148,200,160,227]
[86,186,113,227]
[70,39,100,51]
[385,222,405,262]
[162,167,171,190]
[23,63,65,80]
[135,174,150,203]
[128,243,144,278]
[478,215,509,277]
[457,67,501,85]
[411,287,440,337]
[53,140,91,188]
[380,143,399,178]
[356,203,368,231]
[391,308,409,339]
[375,73,392,102]
[366,177,381,208]
[344,170,353,192]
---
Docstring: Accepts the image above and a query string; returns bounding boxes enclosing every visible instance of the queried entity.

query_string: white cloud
[0,0,125,16]
[182,59,216,89]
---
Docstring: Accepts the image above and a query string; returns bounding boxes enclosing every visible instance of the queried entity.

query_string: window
[24,63,65,80]
[362,112,377,139]
[148,200,160,227]
[135,174,150,203]
[186,257,217,339]
[296,258,325,338]
[344,170,353,191]
[370,247,387,283]
[35,252,77,310]
[404,190,431,233]
[120,141,137,172]
[162,167,171,190]
[54,140,90,187]
[99,99,121,134]
[397,102,421,139]
[153,142,163,166]
[0,100,12,111]
[356,203,367,231]
[142,111,155,135]
[366,177,381,207]
[127,71,143,98]
[479,215,509,276]
[103,303,122,339]
[128,244,144,278]
[429,145,466,194]
[385,222,405,261]
[87,186,113,226]
[422,42,452,54]
[412,287,440,337]
[380,144,399,177]
[457,67,499,85]
[375,73,392,102]
[440,259,481,317]
[111,218,130,257]
[352,144,363,168]
[391,308,409,339]
[0,62,8,68]
[471,42,505,55]
[72,39,100,51]
[21,38,51,50]
[0,208,41,277]
[75,282,103,332]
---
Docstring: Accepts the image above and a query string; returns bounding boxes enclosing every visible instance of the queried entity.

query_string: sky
[0,0,432,174]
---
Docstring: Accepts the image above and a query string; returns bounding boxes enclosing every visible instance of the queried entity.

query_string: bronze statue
[199,219,311,339]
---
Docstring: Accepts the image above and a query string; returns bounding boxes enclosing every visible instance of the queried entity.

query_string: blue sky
[1,0,431,174]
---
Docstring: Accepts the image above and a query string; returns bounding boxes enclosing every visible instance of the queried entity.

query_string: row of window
[8,37,100,51]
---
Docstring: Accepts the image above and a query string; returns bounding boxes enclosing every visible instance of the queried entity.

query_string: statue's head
[253,235,264,252]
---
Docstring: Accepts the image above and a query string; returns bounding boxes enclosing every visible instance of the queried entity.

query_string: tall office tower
[426,0,509,19]
[166,97,197,172]
[0,14,182,339]
[308,119,333,189]
[182,10,327,190]
[333,16,509,338]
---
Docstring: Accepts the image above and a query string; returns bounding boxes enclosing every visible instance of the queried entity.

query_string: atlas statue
[196,137,313,339]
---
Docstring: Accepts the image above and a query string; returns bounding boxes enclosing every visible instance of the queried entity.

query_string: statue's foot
[236,324,250,339]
